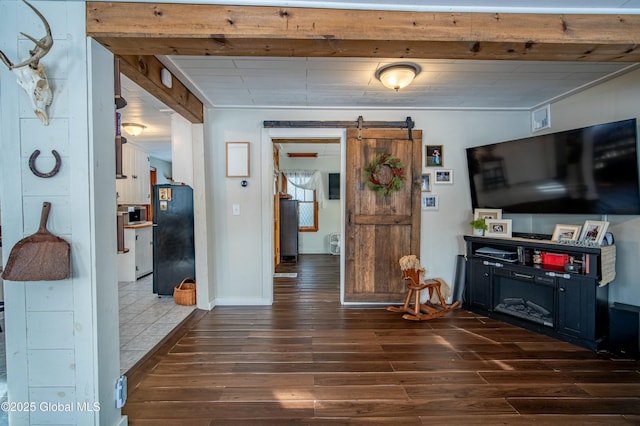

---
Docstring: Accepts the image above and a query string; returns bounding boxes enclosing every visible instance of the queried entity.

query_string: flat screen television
[328,173,340,200]
[466,118,640,215]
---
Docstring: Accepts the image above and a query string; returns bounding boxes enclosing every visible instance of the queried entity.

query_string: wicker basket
[173,277,196,306]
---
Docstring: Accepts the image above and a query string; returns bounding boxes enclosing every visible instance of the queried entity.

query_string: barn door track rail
[264,116,415,141]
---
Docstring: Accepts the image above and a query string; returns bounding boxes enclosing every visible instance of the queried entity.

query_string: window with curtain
[282,170,324,232]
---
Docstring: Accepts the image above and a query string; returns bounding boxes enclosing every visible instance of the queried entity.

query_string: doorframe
[261,127,347,304]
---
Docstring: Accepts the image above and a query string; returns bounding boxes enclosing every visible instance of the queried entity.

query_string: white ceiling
[117,0,640,161]
[161,57,635,110]
[276,142,342,158]
[120,75,174,161]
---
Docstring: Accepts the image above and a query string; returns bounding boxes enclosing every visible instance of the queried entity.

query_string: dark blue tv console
[464,235,614,351]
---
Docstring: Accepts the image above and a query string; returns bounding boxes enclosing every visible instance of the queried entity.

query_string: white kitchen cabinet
[117,223,153,282]
[134,225,153,278]
[116,144,151,205]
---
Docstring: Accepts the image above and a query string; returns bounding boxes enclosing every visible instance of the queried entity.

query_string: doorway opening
[264,128,346,304]
[116,73,198,374]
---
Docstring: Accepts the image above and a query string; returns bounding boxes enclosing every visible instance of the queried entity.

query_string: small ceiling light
[121,122,146,137]
[375,63,421,91]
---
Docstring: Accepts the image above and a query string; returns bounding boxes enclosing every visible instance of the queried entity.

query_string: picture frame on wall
[551,224,582,242]
[421,173,432,192]
[435,169,453,184]
[425,145,443,167]
[226,141,250,178]
[579,220,609,245]
[421,193,438,210]
[485,219,512,238]
[473,208,502,220]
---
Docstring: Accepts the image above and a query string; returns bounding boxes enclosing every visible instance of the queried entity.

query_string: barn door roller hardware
[264,116,415,140]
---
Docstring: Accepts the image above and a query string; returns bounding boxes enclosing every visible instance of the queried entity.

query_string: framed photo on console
[579,220,609,245]
[551,224,582,242]
[473,208,502,221]
[485,219,512,238]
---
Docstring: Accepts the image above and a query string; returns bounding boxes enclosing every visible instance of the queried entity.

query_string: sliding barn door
[344,128,422,303]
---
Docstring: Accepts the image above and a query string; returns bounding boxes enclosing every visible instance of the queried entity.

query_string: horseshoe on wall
[29,149,61,178]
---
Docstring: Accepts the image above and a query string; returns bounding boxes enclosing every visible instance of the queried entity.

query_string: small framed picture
[551,224,582,242]
[485,219,512,238]
[158,187,172,201]
[578,220,609,245]
[422,193,438,210]
[473,208,502,221]
[226,141,250,178]
[421,173,432,192]
[434,169,453,184]
[425,145,443,167]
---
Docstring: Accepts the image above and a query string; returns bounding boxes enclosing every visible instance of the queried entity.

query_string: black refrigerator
[152,184,195,296]
[279,199,298,263]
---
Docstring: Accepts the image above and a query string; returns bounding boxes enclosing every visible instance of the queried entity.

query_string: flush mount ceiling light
[121,122,146,137]
[375,63,421,91]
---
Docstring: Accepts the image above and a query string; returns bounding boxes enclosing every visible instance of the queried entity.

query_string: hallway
[122,254,640,424]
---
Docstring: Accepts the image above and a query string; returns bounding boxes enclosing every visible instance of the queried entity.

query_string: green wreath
[364,153,406,195]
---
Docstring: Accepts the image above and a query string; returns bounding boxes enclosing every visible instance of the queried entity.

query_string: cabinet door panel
[139,151,150,203]
[116,145,151,205]
[134,149,150,204]
[469,258,492,309]
[557,276,594,340]
[135,226,153,278]
[116,144,134,204]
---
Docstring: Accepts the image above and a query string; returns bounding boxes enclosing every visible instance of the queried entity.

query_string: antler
[0,0,54,125]
[0,0,53,70]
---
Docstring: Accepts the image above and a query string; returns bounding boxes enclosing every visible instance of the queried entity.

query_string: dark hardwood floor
[123,254,640,425]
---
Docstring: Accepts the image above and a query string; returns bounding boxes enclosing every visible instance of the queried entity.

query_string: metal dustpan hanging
[1,202,70,281]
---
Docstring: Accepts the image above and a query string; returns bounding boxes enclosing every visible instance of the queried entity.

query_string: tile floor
[119,274,195,373]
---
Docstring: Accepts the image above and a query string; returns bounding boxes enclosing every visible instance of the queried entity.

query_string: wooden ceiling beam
[94,38,640,62]
[287,153,318,158]
[87,3,640,62]
[117,54,204,123]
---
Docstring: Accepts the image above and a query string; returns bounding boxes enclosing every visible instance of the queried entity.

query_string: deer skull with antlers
[0,0,54,125]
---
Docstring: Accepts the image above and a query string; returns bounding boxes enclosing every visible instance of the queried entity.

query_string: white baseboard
[214,297,272,306]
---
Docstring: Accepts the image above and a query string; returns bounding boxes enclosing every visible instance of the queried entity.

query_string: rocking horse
[386,255,461,321]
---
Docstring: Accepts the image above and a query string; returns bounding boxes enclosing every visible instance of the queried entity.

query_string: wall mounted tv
[466,118,640,215]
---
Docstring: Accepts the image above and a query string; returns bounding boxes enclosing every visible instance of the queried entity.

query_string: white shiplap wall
[0,1,122,425]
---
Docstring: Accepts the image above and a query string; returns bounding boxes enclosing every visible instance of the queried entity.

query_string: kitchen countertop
[124,221,153,229]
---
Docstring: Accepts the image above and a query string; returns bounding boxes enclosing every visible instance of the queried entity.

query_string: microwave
[119,206,147,224]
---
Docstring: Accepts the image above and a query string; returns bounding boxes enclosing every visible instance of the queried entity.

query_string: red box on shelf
[541,252,569,266]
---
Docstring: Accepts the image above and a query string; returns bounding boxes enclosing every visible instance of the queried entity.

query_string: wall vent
[531,104,551,132]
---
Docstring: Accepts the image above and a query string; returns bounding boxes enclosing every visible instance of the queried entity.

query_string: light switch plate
[232,204,240,216]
